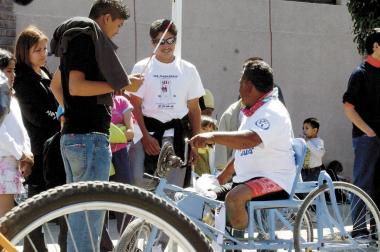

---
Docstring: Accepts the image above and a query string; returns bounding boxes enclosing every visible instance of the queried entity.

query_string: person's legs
[225,184,253,230]
[226,178,287,230]
[110,147,133,232]
[61,133,111,252]
[0,194,14,217]
[351,135,380,235]
[110,147,132,184]
[128,141,145,187]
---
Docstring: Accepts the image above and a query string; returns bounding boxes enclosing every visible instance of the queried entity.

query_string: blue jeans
[351,135,380,234]
[127,140,145,187]
[60,133,111,252]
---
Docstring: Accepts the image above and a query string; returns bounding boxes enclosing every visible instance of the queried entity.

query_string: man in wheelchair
[190,59,296,230]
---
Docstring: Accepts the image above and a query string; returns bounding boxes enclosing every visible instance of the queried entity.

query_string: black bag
[42,132,66,188]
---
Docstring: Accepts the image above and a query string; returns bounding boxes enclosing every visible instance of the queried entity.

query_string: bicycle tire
[294,181,380,252]
[116,218,151,251]
[0,181,212,252]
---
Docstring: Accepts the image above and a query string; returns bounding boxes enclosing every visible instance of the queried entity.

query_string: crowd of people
[0,0,378,251]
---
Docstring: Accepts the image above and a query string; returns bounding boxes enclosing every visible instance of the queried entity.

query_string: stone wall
[0,0,16,51]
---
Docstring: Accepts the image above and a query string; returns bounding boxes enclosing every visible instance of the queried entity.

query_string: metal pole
[171,0,182,60]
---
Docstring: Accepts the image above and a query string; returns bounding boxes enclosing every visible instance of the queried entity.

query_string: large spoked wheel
[294,181,380,252]
[0,181,212,252]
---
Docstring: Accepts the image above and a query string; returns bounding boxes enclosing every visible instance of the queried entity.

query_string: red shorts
[245,177,284,198]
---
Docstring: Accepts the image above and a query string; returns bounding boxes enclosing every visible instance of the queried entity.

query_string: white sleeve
[0,115,24,160]
[187,66,205,100]
[247,112,279,147]
[307,138,325,160]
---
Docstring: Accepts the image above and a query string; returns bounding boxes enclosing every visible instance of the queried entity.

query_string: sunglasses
[152,37,176,45]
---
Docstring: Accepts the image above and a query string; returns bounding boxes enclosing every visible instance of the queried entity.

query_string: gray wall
[15,0,360,178]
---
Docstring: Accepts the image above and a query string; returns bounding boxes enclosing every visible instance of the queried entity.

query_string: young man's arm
[187,98,202,136]
[343,103,376,137]
[51,69,64,107]
[130,95,161,155]
[68,71,143,96]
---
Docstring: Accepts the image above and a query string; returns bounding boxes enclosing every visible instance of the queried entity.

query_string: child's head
[15,26,48,70]
[303,117,320,139]
[200,115,217,133]
[0,48,16,87]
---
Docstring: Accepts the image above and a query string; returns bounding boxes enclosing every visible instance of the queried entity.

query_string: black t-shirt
[60,34,111,134]
[343,62,380,137]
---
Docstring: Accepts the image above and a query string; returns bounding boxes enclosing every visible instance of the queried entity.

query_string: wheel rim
[295,182,380,251]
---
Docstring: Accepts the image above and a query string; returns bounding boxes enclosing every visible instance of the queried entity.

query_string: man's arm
[69,70,114,96]
[51,69,64,107]
[68,71,143,96]
[343,104,376,137]
[217,157,235,185]
[130,95,160,155]
[191,130,262,150]
[187,98,202,136]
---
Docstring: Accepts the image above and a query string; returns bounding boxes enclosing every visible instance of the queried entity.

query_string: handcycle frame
[126,138,380,251]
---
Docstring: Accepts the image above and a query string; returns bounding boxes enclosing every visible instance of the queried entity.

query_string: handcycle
[117,138,380,252]
[0,137,379,251]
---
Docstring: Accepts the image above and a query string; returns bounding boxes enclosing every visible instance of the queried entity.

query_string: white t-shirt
[233,97,296,194]
[131,56,205,123]
[305,137,325,168]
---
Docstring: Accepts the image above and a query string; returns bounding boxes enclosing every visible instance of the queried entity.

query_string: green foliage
[347,0,380,55]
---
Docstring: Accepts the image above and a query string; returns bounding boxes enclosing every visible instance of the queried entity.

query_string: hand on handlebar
[142,134,161,156]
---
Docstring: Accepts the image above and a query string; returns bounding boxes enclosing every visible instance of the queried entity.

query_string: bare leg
[225,184,252,230]
[0,194,14,217]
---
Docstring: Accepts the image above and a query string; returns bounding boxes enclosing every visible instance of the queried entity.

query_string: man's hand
[19,153,34,177]
[125,73,144,92]
[189,132,215,149]
[141,134,161,156]
[188,146,200,165]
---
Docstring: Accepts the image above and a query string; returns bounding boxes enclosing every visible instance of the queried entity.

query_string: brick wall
[0,0,16,51]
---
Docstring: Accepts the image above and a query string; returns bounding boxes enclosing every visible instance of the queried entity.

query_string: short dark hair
[303,117,320,130]
[242,60,273,93]
[15,26,48,67]
[149,19,177,40]
[0,48,15,70]
[365,28,380,55]
[89,0,130,20]
[201,115,217,130]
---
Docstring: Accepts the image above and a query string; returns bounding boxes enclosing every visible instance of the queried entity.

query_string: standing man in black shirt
[50,1,142,251]
[343,28,380,239]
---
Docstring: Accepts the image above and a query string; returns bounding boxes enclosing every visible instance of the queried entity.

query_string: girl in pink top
[110,93,134,184]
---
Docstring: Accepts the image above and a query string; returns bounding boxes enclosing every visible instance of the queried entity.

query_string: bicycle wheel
[294,181,380,252]
[0,181,212,252]
[116,218,151,252]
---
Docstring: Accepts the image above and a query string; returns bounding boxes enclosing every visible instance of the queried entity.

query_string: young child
[193,115,218,176]
[110,91,134,185]
[0,48,33,217]
[302,117,325,181]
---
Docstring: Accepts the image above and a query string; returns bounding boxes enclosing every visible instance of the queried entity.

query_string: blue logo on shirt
[255,119,270,130]
[240,148,254,156]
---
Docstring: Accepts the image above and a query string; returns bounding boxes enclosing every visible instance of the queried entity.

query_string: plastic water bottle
[14,184,29,204]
